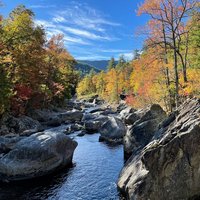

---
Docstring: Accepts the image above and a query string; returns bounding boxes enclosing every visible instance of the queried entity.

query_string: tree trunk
[173,33,179,109]
[162,21,173,112]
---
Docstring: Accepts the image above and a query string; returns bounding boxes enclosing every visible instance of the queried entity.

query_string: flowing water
[0,125,124,200]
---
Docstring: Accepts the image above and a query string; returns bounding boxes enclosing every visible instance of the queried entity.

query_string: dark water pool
[0,125,124,200]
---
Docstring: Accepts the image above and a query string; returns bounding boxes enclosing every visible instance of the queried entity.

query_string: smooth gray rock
[0,136,24,154]
[59,110,83,122]
[82,113,98,121]
[85,116,109,133]
[85,121,101,133]
[42,117,61,127]
[118,98,200,200]
[99,117,126,143]
[0,132,77,182]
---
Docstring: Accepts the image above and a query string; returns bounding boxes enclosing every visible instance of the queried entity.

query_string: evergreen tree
[107,57,116,71]
[116,55,126,70]
[133,49,140,60]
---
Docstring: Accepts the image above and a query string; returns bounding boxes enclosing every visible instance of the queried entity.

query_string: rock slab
[124,104,166,159]
[118,98,200,200]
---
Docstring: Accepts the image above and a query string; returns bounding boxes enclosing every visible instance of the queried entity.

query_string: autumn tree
[95,71,106,98]
[187,10,200,68]
[116,55,126,70]
[46,34,79,105]
[138,0,198,108]
[0,5,79,115]
[0,5,48,114]
[76,72,96,97]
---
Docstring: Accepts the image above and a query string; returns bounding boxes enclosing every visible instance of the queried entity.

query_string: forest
[0,1,199,116]
[0,5,79,116]
[77,0,200,112]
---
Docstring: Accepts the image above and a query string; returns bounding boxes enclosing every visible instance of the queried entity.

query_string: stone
[123,104,166,159]
[82,113,98,121]
[28,109,57,122]
[77,131,86,137]
[43,117,61,127]
[120,106,136,121]
[0,136,24,154]
[0,132,77,182]
[124,112,140,125]
[59,110,83,123]
[0,125,10,136]
[85,121,101,133]
[118,98,200,200]
[1,116,43,135]
[85,116,109,133]
[99,117,126,143]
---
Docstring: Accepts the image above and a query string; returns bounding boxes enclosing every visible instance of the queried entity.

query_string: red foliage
[10,84,33,116]
[15,84,32,101]
[125,94,136,106]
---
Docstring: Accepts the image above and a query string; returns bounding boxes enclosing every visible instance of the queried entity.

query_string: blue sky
[0,0,148,60]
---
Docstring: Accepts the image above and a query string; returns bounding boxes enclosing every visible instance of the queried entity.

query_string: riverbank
[1,97,200,199]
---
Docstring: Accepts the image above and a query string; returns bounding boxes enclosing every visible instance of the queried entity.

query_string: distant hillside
[75,62,100,76]
[78,60,118,71]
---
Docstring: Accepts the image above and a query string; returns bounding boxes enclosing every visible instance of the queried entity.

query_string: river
[0,125,124,200]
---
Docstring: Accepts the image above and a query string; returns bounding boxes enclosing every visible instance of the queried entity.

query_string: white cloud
[30,5,56,9]
[52,2,121,31]
[59,26,116,41]
[63,36,91,45]
[45,28,91,45]
[33,2,124,58]
[35,20,55,28]
[121,52,134,60]
[75,55,110,60]
[101,49,133,53]
[46,28,64,37]
[52,16,66,23]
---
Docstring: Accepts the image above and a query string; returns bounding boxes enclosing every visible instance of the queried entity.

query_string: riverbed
[0,125,124,200]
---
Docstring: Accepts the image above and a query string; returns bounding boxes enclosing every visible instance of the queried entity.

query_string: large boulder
[124,104,166,159]
[0,132,77,182]
[99,117,126,143]
[120,106,136,121]
[118,98,200,200]
[85,116,109,133]
[124,112,140,125]
[43,117,61,127]
[59,110,83,123]
[28,109,58,122]
[0,136,24,154]
[0,115,43,136]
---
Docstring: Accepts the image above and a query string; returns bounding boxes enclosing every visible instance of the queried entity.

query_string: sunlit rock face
[123,104,166,159]
[0,131,77,182]
[118,98,200,200]
[99,117,126,143]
